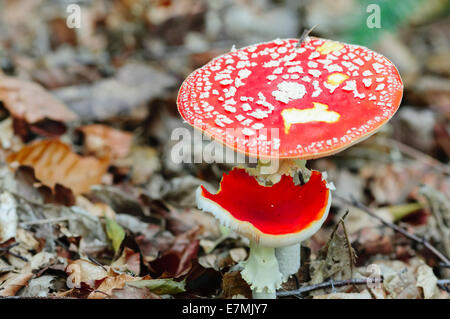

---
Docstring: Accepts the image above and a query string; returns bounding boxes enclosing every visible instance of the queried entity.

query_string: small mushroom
[197,168,331,298]
[177,37,403,297]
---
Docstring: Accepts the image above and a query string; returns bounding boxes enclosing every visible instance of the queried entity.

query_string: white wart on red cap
[178,37,403,159]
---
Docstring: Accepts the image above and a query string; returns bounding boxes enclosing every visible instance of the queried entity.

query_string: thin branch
[277,277,383,297]
[20,216,75,227]
[437,279,450,293]
[0,242,28,262]
[296,25,318,48]
[335,194,450,266]
[381,137,450,175]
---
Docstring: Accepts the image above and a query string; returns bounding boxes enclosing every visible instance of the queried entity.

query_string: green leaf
[127,279,186,295]
[105,216,125,254]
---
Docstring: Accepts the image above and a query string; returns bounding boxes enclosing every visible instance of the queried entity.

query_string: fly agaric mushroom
[197,167,331,298]
[177,37,403,297]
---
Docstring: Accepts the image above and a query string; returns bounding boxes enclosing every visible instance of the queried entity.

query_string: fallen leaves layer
[7,139,110,195]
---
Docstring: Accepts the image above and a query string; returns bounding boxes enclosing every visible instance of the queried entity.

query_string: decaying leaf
[88,274,139,299]
[128,278,186,295]
[313,290,373,299]
[309,214,357,285]
[110,247,141,275]
[222,271,252,299]
[18,275,56,297]
[78,124,133,159]
[416,264,438,299]
[110,285,161,299]
[7,140,110,195]
[0,272,33,296]
[0,191,18,242]
[66,259,107,289]
[0,76,77,123]
[149,228,200,278]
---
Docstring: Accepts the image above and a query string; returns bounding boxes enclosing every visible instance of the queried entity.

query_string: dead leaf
[0,76,77,123]
[128,278,186,295]
[416,264,438,299]
[78,124,132,159]
[18,275,55,297]
[222,271,252,299]
[7,140,110,195]
[0,191,18,242]
[88,274,139,299]
[149,228,200,278]
[110,247,141,275]
[314,290,373,299]
[66,259,108,289]
[0,272,33,296]
[110,285,161,299]
[309,215,356,285]
[53,62,176,121]
[128,145,160,184]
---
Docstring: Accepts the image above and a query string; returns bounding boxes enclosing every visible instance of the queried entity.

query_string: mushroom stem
[241,241,283,299]
[275,243,301,282]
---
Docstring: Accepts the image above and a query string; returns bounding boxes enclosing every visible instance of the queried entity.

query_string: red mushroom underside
[200,168,330,235]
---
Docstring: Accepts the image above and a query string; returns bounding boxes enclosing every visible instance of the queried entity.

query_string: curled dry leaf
[66,259,108,289]
[0,76,77,123]
[78,124,133,159]
[7,140,110,195]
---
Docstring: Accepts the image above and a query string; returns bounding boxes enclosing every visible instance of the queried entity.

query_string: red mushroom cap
[178,37,403,159]
[196,168,331,247]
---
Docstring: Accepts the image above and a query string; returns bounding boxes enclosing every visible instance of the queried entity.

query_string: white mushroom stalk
[241,241,283,299]
[275,243,301,283]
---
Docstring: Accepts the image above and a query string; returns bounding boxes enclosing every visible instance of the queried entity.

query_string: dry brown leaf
[313,290,373,299]
[110,247,141,275]
[0,76,77,123]
[66,259,108,289]
[110,285,161,299]
[7,140,110,195]
[78,124,132,159]
[0,272,33,296]
[222,271,252,299]
[88,274,139,299]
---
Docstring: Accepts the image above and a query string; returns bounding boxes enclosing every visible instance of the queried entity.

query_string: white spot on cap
[272,81,307,104]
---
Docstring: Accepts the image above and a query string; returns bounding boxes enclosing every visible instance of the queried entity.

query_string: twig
[0,242,28,262]
[20,216,75,227]
[335,194,450,266]
[339,211,356,276]
[0,242,20,251]
[277,277,383,297]
[296,25,318,48]
[437,279,450,293]
[381,137,450,175]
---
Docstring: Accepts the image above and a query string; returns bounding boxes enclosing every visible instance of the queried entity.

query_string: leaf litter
[0,0,449,300]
